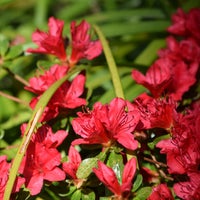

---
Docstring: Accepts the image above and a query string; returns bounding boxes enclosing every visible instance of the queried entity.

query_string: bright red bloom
[72,98,139,151]
[168,8,200,43]
[20,125,67,195]
[147,184,174,200]
[132,58,172,98]
[168,60,198,101]
[0,156,25,199]
[93,158,137,199]
[27,17,67,61]
[69,20,102,66]
[25,64,69,94]
[132,57,198,101]
[25,65,86,121]
[158,36,200,64]
[132,93,175,130]
[167,8,187,36]
[173,171,200,200]
[62,146,81,180]
[156,101,200,174]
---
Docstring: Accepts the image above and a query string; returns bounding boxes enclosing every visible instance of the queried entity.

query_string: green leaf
[0,94,18,121]
[135,186,152,200]
[60,186,77,197]
[4,46,23,60]
[148,134,171,150]
[85,9,166,24]
[134,39,166,66]
[76,157,99,179]
[4,45,23,60]
[132,174,143,192]
[0,111,31,130]
[0,0,14,6]
[107,151,124,184]
[81,189,96,200]
[100,20,170,37]
[100,197,111,200]
[71,190,82,200]
[0,35,9,57]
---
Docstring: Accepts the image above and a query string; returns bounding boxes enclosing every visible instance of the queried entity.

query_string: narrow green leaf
[100,20,170,37]
[81,189,96,200]
[107,151,124,184]
[0,36,9,57]
[76,157,99,179]
[84,9,166,24]
[135,186,152,200]
[132,174,143,192]
[93,24,125,99]
[134,39,166,66]
[4,45,23,60]
[71,190,82,200]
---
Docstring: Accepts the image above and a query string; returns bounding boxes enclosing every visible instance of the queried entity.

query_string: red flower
[69,20,102,66]
[173,171,200,200]
[132,58,172,98]
[25,65,86,121]
[167,60,198,101]
[158,36,200,64]
[20,125,67,195]
[147,184,174,200]
[156,101,200,174]
[93,158,137,199]
[27,17,67,61]
[0,156,25,199]
[132,57,198,101]
[25,64,69,94]
[167,8,187,36]
[132,93,175,130]
[62,146,81,180]
[72,98,139,151]
[168,8,200,43]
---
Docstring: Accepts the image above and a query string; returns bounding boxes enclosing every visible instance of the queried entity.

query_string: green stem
[3,66,84,200]
[93,24,125,99]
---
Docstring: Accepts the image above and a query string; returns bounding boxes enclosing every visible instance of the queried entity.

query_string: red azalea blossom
[132,93,175,130]
[20,125,67,195]
[62,146,81,180]
[69,20,102,66]
[168,8,200,43]
[132,58,172,98]
[27,17,67,61]
[25,64,69,94]
[167,8,187,36]
[25,65,86,121]
[93,158,137,199]
[72,97,139,151]
[173,171,200,200]
[158,36,200,64]
[0,156,25,199]
[147,184,174,200]
[156,101,200,174]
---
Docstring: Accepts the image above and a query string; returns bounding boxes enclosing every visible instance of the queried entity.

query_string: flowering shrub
[0,3,200,200]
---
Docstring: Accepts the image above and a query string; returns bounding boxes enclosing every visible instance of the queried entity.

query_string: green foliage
[0,1,198,199]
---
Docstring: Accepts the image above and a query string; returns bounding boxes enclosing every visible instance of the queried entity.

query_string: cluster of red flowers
[132,8,200,200]
[0,8,200,200]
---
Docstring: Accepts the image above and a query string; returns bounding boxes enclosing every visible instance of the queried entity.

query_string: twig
[0,90,29,106]
[2,67,29,86]
[150,155,174,181]
[144,157,167,168]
